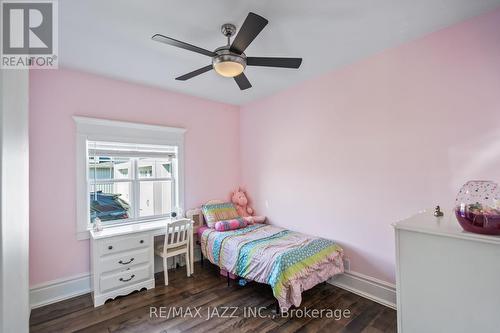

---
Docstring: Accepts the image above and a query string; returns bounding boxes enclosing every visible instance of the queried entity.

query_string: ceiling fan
[151,12,302,90]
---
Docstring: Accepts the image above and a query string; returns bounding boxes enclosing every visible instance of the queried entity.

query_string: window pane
[156,160,172,178]
[88,156,131,181]
[138,158,172,179]
[90,182,132,223]
[138,158,155,178]
[139,181,172,217]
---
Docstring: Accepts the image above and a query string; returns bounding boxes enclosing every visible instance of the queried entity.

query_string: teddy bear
[231,188,266,224]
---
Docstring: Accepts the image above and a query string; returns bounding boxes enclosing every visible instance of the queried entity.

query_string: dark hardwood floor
[30,262,396,333]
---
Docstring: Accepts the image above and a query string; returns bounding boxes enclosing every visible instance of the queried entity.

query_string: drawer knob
[140,240,144,244]
[118,258,134,265]
[119,274,135,282]
[108,245,113,250]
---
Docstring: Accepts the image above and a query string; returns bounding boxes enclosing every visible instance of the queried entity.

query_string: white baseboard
[30,249,204,309]
[30,257,396,310]
[30,273,92,309]
[328,271,396,309]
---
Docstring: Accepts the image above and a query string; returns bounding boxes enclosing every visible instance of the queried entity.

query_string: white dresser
[90,219,193,307]
[394,209,500,333]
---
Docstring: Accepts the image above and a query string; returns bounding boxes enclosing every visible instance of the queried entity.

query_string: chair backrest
[164,219,191,249]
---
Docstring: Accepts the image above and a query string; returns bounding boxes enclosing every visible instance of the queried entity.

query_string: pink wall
[30,8,500,287]
[240,9,500,284]
[29,69,240,285]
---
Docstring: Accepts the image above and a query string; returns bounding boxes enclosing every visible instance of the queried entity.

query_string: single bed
[199,222,344,310]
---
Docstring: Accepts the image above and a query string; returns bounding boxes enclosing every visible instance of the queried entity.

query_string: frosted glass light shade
[213,61,244,78]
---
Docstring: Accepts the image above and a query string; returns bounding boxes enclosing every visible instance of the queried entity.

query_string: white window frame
[88,152,176,226]
[74,116,186,240]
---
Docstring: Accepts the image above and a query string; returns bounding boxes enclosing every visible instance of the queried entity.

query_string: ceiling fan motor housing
[213,47,246,64]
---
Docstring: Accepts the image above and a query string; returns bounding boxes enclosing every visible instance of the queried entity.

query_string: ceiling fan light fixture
[212,54,246,78]
[152,12,301,90]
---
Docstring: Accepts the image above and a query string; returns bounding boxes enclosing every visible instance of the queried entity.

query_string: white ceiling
[59,0,500,105]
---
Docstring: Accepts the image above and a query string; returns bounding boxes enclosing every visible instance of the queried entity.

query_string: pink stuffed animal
[231,188,266,224]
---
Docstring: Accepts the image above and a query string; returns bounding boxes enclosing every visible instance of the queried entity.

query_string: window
[88,141,178,225]
[74,117,185,239]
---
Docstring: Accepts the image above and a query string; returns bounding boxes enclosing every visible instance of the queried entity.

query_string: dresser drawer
[99,248,150,273]
[99,234,149,255]
[100,264,151,293]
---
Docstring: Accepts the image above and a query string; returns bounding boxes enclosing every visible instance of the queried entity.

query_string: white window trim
[74,116,186,240]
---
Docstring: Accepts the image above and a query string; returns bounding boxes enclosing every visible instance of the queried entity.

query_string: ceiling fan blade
[247,57,302,69]
[152,34,215,57]
[230,12,268,54]
[175,65,213,81]
[234,73,252,90]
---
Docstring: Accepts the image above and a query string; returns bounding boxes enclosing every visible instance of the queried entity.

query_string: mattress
[200,224,344,310]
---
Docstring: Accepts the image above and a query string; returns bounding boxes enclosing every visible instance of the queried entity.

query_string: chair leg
[190,241,194,275]
[185,252,191,277]
[163,256,169,286]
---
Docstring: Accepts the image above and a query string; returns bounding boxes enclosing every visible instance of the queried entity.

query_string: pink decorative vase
[455,181,500,235]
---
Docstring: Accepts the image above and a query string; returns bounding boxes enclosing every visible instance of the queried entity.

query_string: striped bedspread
[201,224,344,309]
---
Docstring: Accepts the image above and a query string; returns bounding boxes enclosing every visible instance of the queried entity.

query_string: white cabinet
[90,231,155,307]
[394,209,500,333]
[89,218,194,307]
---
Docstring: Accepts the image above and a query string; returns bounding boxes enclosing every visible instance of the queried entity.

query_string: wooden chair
[154,219,192,285]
